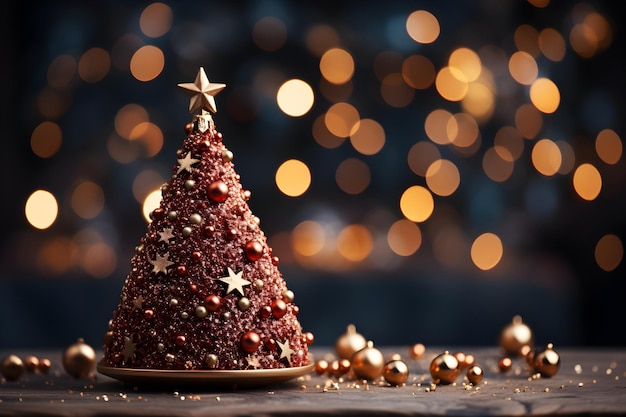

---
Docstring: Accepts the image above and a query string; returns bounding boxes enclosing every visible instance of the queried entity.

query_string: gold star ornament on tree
[178,67,226,113]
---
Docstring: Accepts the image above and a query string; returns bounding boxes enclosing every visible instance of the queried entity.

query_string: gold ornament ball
[351,341,384,380]
[430,351,460,385]
[383,359,409,386]
[466,365,484,385]
[335,324,367,360]
[1,354,24,381]
[498,315,534,356]
[63,338,96,378]
[530,343,560,377]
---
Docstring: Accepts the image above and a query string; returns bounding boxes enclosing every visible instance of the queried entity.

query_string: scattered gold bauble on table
[335,324,367,360]
[466,365,484,385]
[383,359,409,386]
[498,356,513,372]
[351,341,384,380]
[430,350,460,385]
[527,343,560,377]
[63,338,96,378]
[499,315,534,356]
[1,354,24,381]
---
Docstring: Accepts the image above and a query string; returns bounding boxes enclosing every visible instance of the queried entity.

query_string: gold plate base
[97,361,315,389]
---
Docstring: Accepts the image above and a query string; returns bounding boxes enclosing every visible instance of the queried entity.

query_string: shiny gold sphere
[1,354,24,381]
[466,365,484,385]
[383,359,409,386]
[351,341,384,380]
[530,343,560,378]
[62,338,96,378]
[335,324,367,360]
[498,315,534,356]
[430,351,460,385]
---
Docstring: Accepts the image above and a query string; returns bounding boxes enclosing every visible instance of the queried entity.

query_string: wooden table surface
[1,347,625,416]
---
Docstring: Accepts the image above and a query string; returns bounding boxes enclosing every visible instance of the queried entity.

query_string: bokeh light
[471,232,503,271]
[387,219,422,256]
[71,181,105,219]
[142,189,162,222]
[573,163,602,201]
[78,47,110,83]
[406,10,440,44]
[130,45,165,82]
[275,159,311,197]
[253,16,287,52]
[337,224,373,262]
[277,79,315,117]
[402,55,435,89]
[595,128,622,165]
[529,77,560,114]
[325,102,359,138]
[400,186,434,223]
[336,158,370,195]
[140,2,173,38]
[25,190,59,230]
[425,159,460,197]
[595,234,623,272]
[292,221,326,257]
[349,119,385,155]
[31,121,62,158]
[531,138,562,176]
[408,141,441,177]
[320,48,354,85]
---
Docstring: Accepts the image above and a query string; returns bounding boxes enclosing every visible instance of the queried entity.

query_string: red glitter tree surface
[101,68,313,371]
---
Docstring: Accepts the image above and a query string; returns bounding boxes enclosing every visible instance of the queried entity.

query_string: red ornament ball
[205,295,221,312]
[271,299,287,318]
[240,331,261,353]
[207,180,229,203]
[244,240,264,261]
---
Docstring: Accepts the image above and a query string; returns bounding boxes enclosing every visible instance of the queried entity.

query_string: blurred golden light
[387,219,422,256]
[408,141,441,177]
[514,24,540,57]
[337,224,373,262]
[37,87,71,119]
[402,54,435,89]
[130,45,165,82]
[400,185,434,223]
[583,11,612,50]
[320,48,354,85]
[556,140,576,175]
[349,118,385,155]
[461,80,495,122]
[129,121,164,157]
[305,24,340,57]
[494,126,524,161]
[483,147,514,182]
[71,181,105,219]
[381,73,415,108]
[114,103,149,139]
[595,128,622,165]
[325,102,360,138]
[336,158,371,195]
[140,2,173,38]
[25,190,58,230]
[142,189,162,222]
[569,11,612,58]
[275,159,311,197]
[277,79,315,117]
[515,103,543,139]
[81,242,117,279]
[595,234,623,272]
[448,112,479,149]
[531,138,562,176]
[528,0,550,8]
[406,10,440,44]
[292,221,326,257]
[529,77,560,113]
[573,163,602,201]
[253,16,287,52]
[449,47,482,82]
[471,232,503,271]
[433,226,468,269]
[31,121,62,158]
[508,51,538,85]
[36,237,77,276]
[47,54,76,88]
[538,28,566,62]
[78,47,110,83]
[111,33,144,71]
[312,114,344,149]
[425,108,454,145]
[425,159,460,197]
[435,66,468,102]
[133,169,165,203]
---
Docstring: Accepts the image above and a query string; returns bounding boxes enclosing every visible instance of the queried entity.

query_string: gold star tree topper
[178,67,226,113]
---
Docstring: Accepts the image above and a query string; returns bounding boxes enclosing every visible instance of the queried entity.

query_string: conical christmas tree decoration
[99,68,313,383]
